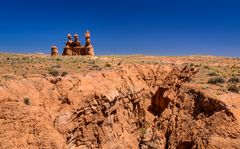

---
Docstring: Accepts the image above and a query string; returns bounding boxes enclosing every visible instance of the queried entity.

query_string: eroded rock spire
[53,31,95,56]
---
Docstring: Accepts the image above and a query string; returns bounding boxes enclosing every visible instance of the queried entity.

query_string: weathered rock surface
[150,65,240,149]
[51,46,58,57]
[62,31,95,56]
[0,64,240,149]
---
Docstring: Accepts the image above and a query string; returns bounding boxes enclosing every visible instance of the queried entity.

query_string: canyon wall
[0,64,240,149]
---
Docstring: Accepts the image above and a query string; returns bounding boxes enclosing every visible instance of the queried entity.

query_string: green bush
[207,77,225,84]
[61,71,68,77]
[228,77,240,83]
[227,85,239,93]
[88,60,95,64]
[105,63,111,67]
[207,71,218,76]
[56,58,61,61]
[49,69,59,77]
[203,65,210,69]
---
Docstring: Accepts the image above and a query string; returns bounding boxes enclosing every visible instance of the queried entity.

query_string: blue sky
[0,0,239,56]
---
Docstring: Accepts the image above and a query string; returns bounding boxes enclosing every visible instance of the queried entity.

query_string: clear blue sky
[0,0,239,56]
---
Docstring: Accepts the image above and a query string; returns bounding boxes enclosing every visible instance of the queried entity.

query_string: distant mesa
[51,30,95,57]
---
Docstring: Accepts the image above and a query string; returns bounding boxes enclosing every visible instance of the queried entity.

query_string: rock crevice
[1,64,240,149]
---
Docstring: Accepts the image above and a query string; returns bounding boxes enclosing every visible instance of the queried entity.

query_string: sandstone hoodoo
[84,30,95,56]
[51,45,58,57]
[61,30,95,56]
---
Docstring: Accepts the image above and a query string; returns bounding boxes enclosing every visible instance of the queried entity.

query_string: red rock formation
[84,30,95,56]
[1,63,240,148]
[62,33,74,56]
[61,31,95,56]
[151,66,198,115]
[149,65,240,148]
[51,46,58,57]
[73,34,81,55]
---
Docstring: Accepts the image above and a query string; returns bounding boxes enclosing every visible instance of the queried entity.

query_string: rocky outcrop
[51,46,58,57]
[0,98,66,148]
[62,31,95,56]
[54,64,168,148]
[150,65,199,115]
[0,64,240,148]
[84,30,94,56]
[0,64,169,148]
[150,65,240,148]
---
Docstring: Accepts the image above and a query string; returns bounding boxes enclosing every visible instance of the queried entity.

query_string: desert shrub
[23,97,30,105]
[139,122,151,137]
[88,60,95,64]
[227,85,239,93]
[56,58,61,61]
[207,77,225,84]
[49,69,59,77]
[232,73,240,77]
[2,75,14,80]
[203,65,210,69]
[189,63,194,67]
[52,65,61,68]
[228,77,240,83]
[207,71,218,76]
[105,63,111,67]
[92,64,100,69]
[61,71,68,77]
[117,62,122,66]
